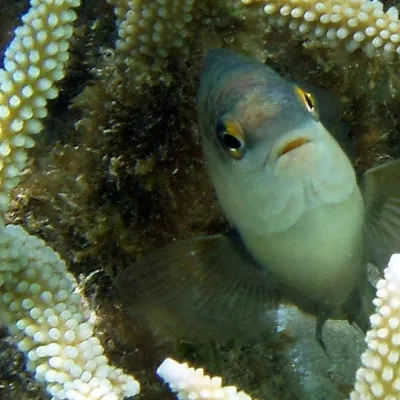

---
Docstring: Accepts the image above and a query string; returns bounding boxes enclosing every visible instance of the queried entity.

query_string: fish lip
[263,134,315,170]
[276,137,311,158]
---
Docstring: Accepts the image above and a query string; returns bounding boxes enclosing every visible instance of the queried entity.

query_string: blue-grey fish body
[115,49,400,343]
[198,49,365,309]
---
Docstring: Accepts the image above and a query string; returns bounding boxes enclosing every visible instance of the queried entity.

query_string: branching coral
[0,224,139,400]
[351,254,400,399]
[104,0,197,86]
[105,0,243,86]
[242,0,400,58]
[107,0,195,62]
[0,0,79,216]
[157,357,254,400]
[0,0,139,399]
[3,0,400,399]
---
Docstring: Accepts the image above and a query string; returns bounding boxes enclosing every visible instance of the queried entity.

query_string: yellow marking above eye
[295,87,318,117]
[216,115,246,159]
[225,120,242,136]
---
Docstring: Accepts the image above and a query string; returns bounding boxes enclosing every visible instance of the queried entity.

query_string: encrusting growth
[242,0,400,58]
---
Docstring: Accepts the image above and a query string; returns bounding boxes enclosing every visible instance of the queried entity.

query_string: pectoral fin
[114,233,280,341]
[362,159,400,270]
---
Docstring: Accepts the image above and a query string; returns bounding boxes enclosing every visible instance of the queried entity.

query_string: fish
[114,49,400,345]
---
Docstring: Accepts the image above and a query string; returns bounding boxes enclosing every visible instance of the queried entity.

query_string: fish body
[115,49,400,343]
[198,49,364,308]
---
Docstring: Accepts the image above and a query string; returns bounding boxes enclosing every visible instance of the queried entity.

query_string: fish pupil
[221,132,242,150]
[304,92,315,111]
[215,118,246,159]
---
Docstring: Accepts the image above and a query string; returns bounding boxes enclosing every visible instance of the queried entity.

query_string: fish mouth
[277,137,311,157]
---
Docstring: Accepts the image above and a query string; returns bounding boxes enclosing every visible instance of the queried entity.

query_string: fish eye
[216,116,246,159]
[296,87,318,117]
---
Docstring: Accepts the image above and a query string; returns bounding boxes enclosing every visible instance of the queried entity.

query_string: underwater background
[1,0,400,398]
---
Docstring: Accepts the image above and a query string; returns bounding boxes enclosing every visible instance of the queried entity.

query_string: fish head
[197,49,358,234]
